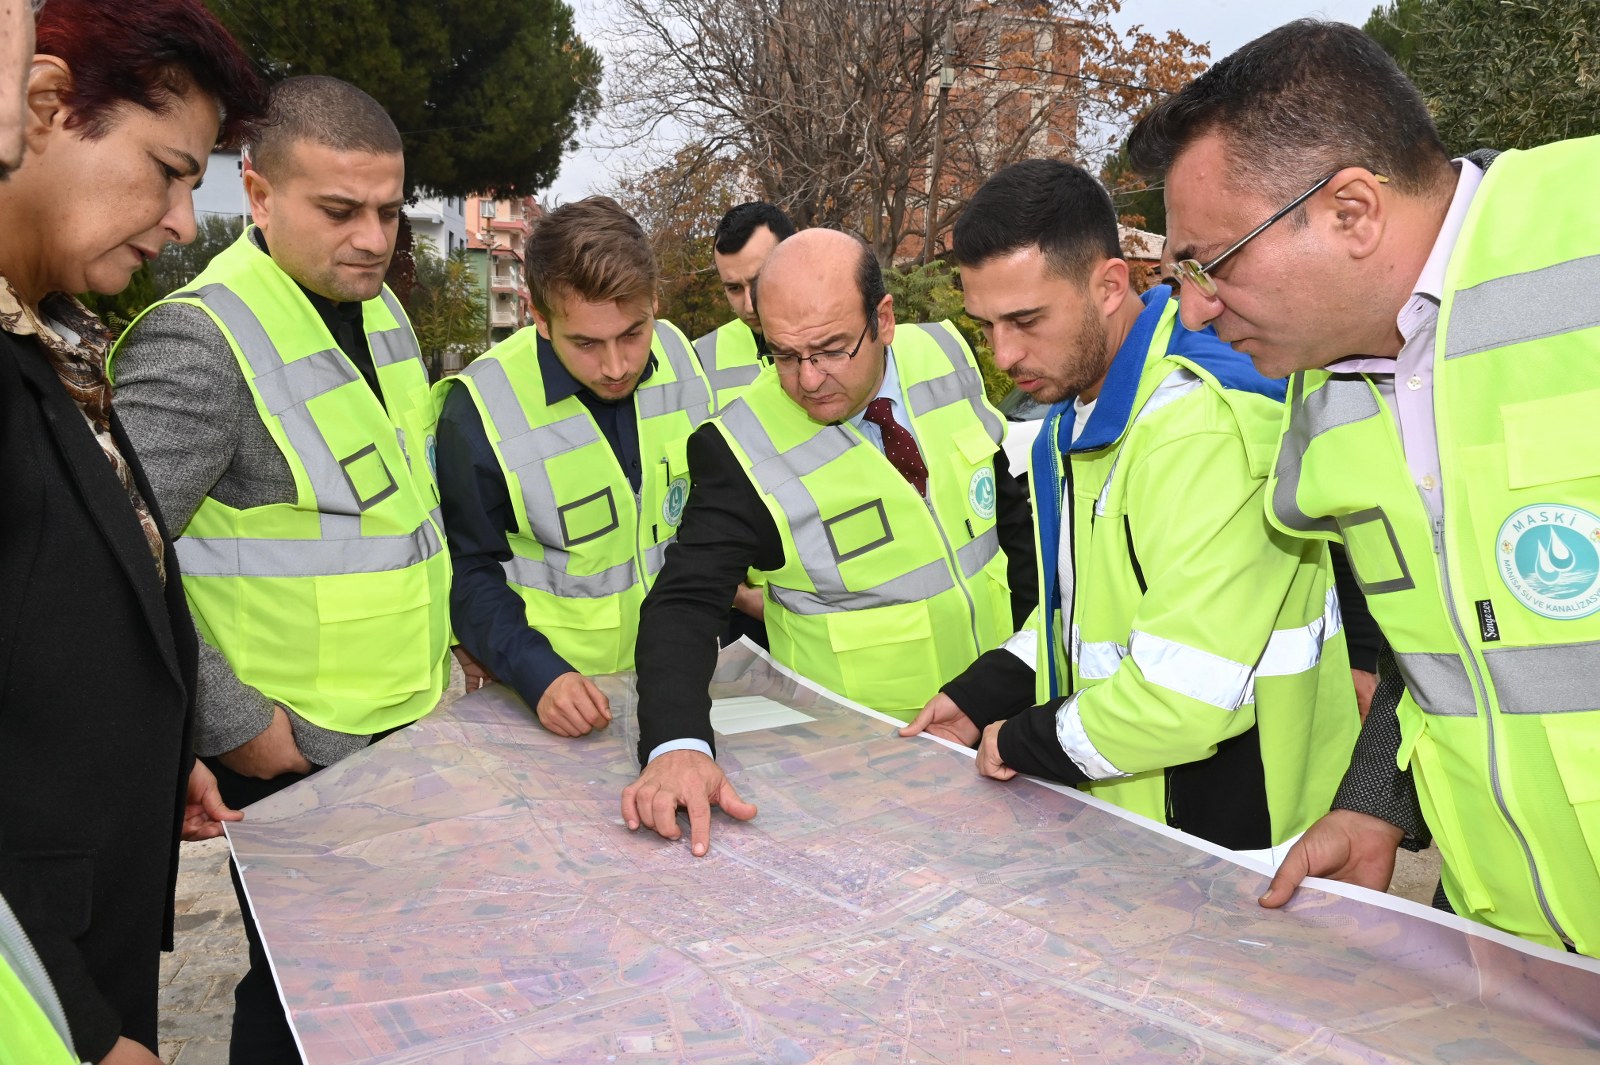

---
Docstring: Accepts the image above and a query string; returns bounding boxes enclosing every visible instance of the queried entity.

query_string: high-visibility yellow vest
[1027,292,1355,843]
[715,322,1014,720]
[693,317,768,412]
[1,896,81,1065]
[109,230,451,735]
[1268,136,1600,953]
[437,322,710,675]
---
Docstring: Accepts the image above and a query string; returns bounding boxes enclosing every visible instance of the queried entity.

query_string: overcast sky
[543,0,1381,202]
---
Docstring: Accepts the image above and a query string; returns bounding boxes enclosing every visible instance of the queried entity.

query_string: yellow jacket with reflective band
[436,321,710,675]
[108,230,451,735]
[1029,295,1355,842]
[1267,137,1600,953]
[715,321,1013,721]
[693,318,768,412]
[0,896,79,1065]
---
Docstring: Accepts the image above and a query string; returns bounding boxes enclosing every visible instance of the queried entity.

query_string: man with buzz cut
[109,75,452,1063]
[434,196,711,739]
[695,200,795,411]
[901,160,1358,863]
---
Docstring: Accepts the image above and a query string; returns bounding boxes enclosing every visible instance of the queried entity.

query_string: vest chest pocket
[1336,507,1416,595]
[338,443,399,511]
[558,487,621,547]
[1504,389,1600,489]
[823,499,893,563]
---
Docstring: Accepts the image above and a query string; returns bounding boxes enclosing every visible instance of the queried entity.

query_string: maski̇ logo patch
[662,476,690,527]
[1496,505,1600,619]
[969,466,997,521]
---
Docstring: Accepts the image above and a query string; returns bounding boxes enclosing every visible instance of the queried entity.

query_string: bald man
[623,229,1035,852]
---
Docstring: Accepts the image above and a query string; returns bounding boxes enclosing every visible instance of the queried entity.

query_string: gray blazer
[112,301,368,766]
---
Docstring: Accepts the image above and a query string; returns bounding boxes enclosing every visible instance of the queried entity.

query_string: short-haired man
[622,228,1036,854]
[435,197,710,737]
[904,160,1357,861]
[694,200,795,410]
[1130,19,1600,955]
[110,76,451,1062]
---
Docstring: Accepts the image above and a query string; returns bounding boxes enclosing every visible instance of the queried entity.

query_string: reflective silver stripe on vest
[694,327,762,395]
[176,523,441,578]
[1393,651,1477,716]
[179,284,381,544]
[501,553,637,599]
[646,322,712,425]
[1274,373,1382,536]
[1483,641,1600,714]
[720,399,956,616]
[370,289,420,367]
[956,526,998,580]
[1445,254,1600,359]
[902,324,1004,442]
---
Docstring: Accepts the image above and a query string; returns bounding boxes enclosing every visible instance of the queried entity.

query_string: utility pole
[921,24,955,266]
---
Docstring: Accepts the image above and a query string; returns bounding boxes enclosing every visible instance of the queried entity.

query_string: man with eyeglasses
[899,159,1358,862]
[622,227,1035,854]
[1130,20,1600,956]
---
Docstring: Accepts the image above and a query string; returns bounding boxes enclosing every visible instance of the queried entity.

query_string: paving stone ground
[157,661,1444,1060]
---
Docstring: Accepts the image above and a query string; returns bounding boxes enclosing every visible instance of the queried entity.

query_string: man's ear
[1092,256,1132,320]
[1327,167,1388,262]
[243,166,274,229]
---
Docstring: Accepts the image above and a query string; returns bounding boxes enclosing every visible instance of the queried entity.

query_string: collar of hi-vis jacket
[1028,285,1285,693]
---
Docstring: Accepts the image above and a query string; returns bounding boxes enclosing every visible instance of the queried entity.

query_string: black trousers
[207,756,314,1065]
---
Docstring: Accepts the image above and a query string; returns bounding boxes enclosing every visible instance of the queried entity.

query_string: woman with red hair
[0,2,266,1062]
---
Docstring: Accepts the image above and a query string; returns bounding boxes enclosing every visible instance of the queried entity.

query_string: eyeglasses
[1171,171,1363,298]
[771,320,870,377]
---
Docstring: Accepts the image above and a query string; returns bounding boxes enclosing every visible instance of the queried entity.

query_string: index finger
[576,679,611,726]
[685,788,712,857]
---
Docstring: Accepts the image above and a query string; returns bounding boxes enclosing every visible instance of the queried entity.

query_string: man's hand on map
[976,721,1017,781]
[537,672,612,736]
[899,692,980,747]
[621,749,758,856]
[1258,809,1405,909]
[180,760,242,841]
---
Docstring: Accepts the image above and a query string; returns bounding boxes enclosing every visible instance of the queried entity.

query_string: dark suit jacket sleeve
[435,384,576,711]
[994,454,1036,630]
[1332,640,1431,849]
[1330,541,1381,674]
[634,423,783,764]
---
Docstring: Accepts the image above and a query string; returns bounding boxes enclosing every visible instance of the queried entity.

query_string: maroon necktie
[863,397,928,497]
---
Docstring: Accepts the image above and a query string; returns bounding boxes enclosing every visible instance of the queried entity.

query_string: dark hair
[251,76,402,178]
[1127,20,1453,201]
[526,195,657,318]
[951,159,1121,282]
[34,0,267,150]
[713,201,796,255]
[852,235,887,340]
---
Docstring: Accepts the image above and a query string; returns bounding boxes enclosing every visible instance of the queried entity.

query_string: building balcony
[489,308,520,329]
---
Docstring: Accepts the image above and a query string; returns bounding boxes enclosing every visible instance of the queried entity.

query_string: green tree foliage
[1101,141,1164,237]
[206,0,602,197]
[1365,0,1600,151]
[407,238,487,378]
[885,261,1010,405]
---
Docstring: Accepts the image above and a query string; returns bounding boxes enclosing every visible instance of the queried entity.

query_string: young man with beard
[902,161,1358,863]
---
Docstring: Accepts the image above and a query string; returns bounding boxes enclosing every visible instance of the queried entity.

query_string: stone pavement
[156,662,1443,1061]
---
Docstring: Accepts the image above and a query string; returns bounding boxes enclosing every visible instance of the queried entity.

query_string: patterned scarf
[0,275,167,584]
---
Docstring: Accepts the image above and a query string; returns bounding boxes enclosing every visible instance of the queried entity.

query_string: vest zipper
[0,896,76,1055]
[1430,509,1573,946]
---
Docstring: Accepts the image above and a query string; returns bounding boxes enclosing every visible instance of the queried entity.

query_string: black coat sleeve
[941,647,1038,733]
[993,455,1037,630]
[634,424,784,764]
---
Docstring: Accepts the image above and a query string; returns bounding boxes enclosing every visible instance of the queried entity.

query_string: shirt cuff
[647,738,715,763]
